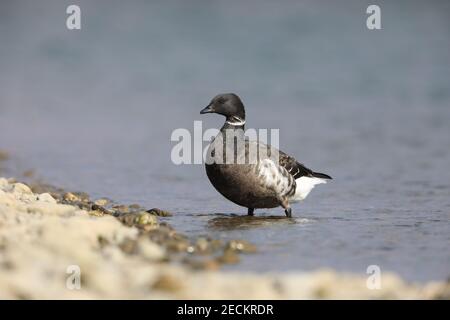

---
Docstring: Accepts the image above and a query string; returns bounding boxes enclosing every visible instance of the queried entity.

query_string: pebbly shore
[0,173,449,299]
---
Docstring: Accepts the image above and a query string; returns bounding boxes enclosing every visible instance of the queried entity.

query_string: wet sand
[0,175,448,299]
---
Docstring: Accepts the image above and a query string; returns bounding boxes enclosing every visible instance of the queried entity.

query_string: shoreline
[0,176,449,299]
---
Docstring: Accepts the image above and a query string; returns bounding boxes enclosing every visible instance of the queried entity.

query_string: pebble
[117,212,159,231]
[113,205,129,213]
[226,240,257,253]
[187,246,195,254]
[118,213,136,226]
[11,183,33,195]
[88,210,104,217]
[91,204,111,215]
[146,208,173,217]
[187,258,220,271]
[152,274,183,292]
[37,193,56,204]
[166,239,190,252]
[135,212,159,226]
[73,192,90,202]
[0,177,8,189]
[63,192,79,202]
[195,237,210,254]
[138,239,166,261]
[94,198,110,206]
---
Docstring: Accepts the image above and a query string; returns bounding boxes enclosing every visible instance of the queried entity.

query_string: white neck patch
[226,118,246,126]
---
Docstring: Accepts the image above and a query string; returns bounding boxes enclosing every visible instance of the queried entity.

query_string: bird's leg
[279,198,292,218]
[284,207,292,218]
[247,208,254,216]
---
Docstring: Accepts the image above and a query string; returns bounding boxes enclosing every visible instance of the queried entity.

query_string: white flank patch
[259,159,280,186]
[290,176,327,202]
[258,159,291,195]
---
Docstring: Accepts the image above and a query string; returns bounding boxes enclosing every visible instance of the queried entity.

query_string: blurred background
[0,0,449,282]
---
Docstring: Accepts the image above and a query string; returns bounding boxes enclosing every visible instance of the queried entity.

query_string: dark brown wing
[278,151,315,179]
[245,139,332,180]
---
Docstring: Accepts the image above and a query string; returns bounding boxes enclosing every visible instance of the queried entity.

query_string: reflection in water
[207,213,304,230]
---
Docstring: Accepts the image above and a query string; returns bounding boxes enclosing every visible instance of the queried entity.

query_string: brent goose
[200,93,332,218]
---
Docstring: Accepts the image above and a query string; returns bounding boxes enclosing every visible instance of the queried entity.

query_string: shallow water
[1,0,450,282]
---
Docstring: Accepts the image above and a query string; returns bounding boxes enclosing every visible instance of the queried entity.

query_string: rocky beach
[0,162,448,299]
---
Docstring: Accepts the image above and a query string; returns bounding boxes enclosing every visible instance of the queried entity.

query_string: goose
[200,93,331,217]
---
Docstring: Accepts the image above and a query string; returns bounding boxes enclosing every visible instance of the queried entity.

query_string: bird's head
[200,93,246,123]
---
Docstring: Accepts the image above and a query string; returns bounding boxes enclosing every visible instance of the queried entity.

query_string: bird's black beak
[200,104,214,114]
